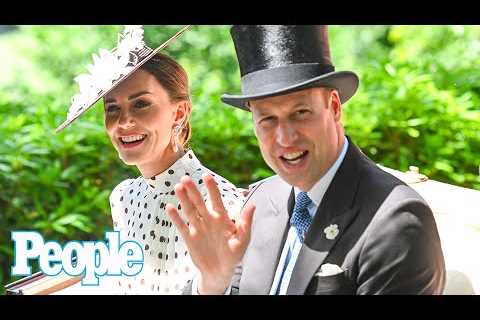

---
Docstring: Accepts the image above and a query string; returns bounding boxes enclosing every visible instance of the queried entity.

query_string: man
[166,25,446,294]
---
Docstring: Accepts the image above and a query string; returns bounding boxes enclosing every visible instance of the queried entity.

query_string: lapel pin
[324,224,339,240]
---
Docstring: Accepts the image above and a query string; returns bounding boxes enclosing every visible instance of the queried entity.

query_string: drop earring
[171,125,182,153]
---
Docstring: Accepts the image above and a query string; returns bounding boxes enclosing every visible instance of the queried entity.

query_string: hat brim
[220,71,359,111]
[55,50,155,133]
[55,26,191,133]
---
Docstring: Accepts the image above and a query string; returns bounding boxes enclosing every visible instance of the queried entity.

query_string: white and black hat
[55,25,191,133]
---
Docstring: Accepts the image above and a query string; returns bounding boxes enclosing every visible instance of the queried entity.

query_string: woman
[106,53,243,294]
[57,26,244,294]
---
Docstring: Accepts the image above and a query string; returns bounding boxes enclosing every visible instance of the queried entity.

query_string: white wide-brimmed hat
[55,25,191,133]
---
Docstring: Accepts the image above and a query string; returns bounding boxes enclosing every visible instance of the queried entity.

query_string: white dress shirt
[269,136,349,295]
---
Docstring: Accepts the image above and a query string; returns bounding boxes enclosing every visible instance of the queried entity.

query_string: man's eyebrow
[258,102,307,114]
[253,108,272,117]
[292,102,308,109]
[104,91,152,104]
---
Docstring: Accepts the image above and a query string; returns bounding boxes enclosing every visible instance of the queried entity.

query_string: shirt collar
[294,136,349,209]
[143,149,202,192]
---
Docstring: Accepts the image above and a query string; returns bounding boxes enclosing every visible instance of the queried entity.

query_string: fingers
[203,173,227,215]
[237,203,256,244]
[165,203,190,240]
[173,182,201,227]
[181,176,208,215]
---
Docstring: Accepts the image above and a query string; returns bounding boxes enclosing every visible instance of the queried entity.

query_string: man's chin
[276,173,313,191]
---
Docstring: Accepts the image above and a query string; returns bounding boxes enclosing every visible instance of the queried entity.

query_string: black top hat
[221,25,359,110]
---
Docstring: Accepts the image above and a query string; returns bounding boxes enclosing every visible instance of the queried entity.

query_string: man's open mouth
[280,151,308,164]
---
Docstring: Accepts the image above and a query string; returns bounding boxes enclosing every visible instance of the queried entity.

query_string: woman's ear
[173,101,190,127]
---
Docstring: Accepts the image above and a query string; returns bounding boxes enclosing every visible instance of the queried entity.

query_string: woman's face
[104,69,184,176]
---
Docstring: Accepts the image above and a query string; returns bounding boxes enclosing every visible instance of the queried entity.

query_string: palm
[166,173,255,288]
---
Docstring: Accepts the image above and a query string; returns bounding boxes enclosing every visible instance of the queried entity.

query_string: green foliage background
[0,25,479,293]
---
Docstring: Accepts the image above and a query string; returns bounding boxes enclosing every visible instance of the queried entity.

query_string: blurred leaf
[1,25,480,294]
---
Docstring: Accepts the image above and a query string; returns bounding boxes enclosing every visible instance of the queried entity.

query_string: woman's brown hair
[140,52,192,147]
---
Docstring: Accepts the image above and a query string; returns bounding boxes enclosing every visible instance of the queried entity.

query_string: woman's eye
[105,105,119,113]
[134,100,150,109]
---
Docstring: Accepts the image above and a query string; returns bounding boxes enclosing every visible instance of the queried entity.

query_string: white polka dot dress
[108,150,245,294]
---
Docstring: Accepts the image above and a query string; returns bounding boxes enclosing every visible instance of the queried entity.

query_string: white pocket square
[315,263,344,277]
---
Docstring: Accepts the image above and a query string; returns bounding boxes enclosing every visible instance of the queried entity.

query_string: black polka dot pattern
[109,150,245,294]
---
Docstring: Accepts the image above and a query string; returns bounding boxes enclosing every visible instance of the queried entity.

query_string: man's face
[250,87,344,191]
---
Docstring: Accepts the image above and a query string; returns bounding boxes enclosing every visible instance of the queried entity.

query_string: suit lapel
[239,180,292,294]
[287,139,364,294]
[286,206,360,294]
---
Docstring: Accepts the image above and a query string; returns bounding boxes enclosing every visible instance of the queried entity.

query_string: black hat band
[241,63,335,96]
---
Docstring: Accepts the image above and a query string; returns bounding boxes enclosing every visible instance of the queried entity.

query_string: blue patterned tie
[290,191,313,243]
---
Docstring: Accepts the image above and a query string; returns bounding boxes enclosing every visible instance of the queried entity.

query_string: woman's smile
[118,134,147,149]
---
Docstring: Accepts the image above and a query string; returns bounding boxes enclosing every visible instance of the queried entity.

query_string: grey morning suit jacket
[186,139,446,295]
